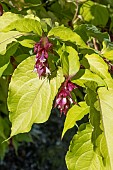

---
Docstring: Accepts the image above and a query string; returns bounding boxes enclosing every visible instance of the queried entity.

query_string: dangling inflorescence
[34,37,78,115]
[54,79,78,115]
[34,37,52,78]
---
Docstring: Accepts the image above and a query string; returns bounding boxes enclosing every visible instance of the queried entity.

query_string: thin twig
[72,0,79,24]
[93,38,99,51]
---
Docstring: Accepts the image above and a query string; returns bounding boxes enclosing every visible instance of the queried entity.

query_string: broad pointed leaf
[98,87,113,168]
[72,69,105,87]
[8,56,64,137]
[19,39,35,48]
[66,124,104,170]
[62,102,89,138]
[85,54,111,79]
[3,18,42,36]
[80,1,109,26]
[48,26,87,47]
[0,12,23,31]
[61,46,80,76]
[0,31,25,55]
[86,88,111,169]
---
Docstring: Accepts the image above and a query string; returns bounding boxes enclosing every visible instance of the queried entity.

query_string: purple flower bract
[34,37,52,78]
[55,80,77,115]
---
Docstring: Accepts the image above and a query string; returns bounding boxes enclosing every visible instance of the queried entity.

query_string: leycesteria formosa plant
[1,1,113,169]
[34,36,78,115]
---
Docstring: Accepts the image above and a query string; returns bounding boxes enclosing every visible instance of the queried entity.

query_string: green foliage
[79,1,109,26]
[74,24,110,42]
[0,12,23,31]
[0,31,23,55]
[48,26,87,47]
[101,41,113,60]
[98,87,113,168]
[3,18,42,35]
[62,101,89,138]
[84,53,110,79]
[72,69,105,87]
[60,46,80,77]
[8,56,64,137]
[0,1,113,169]
[0,42,18,76]
[66,124,104,170]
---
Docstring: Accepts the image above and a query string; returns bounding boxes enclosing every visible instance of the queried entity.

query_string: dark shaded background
[0,110,77,170]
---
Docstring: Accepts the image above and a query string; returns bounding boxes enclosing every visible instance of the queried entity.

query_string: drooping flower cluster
[34,37,52,78]
[55,80,78,115]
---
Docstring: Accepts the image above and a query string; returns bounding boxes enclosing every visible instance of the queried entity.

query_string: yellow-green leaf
[8,56,64,137]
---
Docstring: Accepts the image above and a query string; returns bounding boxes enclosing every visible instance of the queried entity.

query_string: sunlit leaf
[60,46,80,76]
[80,1,109,26]
[8,56,64,137]
[72,69,105,87]
[85,53,110,79]
[19,39,35,48]
[0,12,23,31]
[98,87,113,169]
[48,26,87,47]
[3,18,42,36]
[66,123,104,170]
[62,102,89,138]
[0,31,25,55]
